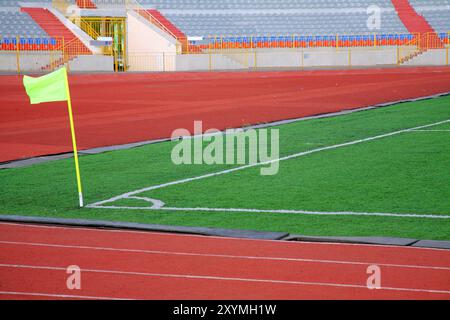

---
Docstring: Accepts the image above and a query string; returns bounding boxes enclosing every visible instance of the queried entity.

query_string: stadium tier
[0,10,48,37]
[144,0,407,36]
[410,0,450,34]
[0,0,448,72]
[164,12,407,37]
[0,1,448,39]
[1,0,52,7]
[141,0,397,10]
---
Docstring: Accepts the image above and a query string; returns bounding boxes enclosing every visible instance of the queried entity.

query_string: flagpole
[63,68,84,207]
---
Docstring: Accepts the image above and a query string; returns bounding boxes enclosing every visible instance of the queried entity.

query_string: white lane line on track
[1,263,450,295]
[1,221,449,252]
[0,291,130,300]
[1,240,449,271]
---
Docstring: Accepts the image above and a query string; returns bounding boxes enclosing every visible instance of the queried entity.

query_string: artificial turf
[1,95,449,240]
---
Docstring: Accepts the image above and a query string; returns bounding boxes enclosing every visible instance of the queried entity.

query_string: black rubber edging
[284,235,419,246]
[285,236,450,250]
[2,214,450,249]
[0,215,288,241]
[1,91,449,170]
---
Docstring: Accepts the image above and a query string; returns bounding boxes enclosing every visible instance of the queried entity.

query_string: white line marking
[0,291,130,300]
[89,204,450,219]
[411,129,450,132]
[128,196,165,209]
[86,119,450,219]
[1,221,449,252]
[1,263,449,295]
[1,240,449,270]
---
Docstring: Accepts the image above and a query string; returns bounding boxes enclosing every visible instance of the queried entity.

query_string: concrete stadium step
[391,0,435,34]
[391,0,443,49]
[146,9,186,39]
[76,0,97,9]
[392,0,444,65]
[20,7,91,53]
[21,7,91,70]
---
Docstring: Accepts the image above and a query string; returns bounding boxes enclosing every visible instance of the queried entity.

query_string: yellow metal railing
[397,32,449,64]
[187,32,423,54]
[0,35,96,73]
[72,17,127,68]
[77,19,101,40]
[53,0,185,52]
[2,43,450,74]
[125,45,450,72]
[127,0,186,52]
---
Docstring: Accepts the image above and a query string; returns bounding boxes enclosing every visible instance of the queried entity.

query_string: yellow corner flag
[23,67,84,208]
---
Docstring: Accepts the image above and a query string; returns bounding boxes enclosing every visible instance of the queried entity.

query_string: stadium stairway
[142,9,190,52]
[76,0,97,9]
[20,7,91,70]
[391,0,444,63]
[147,9,185,39]
[391,0,434,34]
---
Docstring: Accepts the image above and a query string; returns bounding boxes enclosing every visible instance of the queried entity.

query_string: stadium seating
[163,11,408,37]
[141,0,398,10]
[1,0,51,7]
[0,0,448,50]
[0,10,48,37]
[0,6,92,54]
[138,0,408,37]
[409,0,450,34]
[76,0,97,9]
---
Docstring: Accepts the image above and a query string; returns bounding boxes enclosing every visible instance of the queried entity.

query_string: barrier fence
[187,32,450,53]
[0,35,92,73]
[70,16,127,58]
[126,46,449,72]
[1,36,449,74]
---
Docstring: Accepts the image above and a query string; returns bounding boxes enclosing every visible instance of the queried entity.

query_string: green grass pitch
[1,96,449,240]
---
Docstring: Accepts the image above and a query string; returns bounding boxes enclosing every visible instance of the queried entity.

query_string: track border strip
[1,91,448,170]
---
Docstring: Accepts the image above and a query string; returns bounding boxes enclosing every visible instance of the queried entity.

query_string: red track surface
[1,67,450,163]
[0,222,449,300]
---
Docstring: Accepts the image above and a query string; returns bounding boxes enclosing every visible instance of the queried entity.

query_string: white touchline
[86,119,450,219]
[90,204,450,219]
[411,129,450,132]
[1,240,449,270]
[1,263,449,295]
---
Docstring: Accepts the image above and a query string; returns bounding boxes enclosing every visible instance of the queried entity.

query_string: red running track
[0,222,449,300]
[1,67,450,163]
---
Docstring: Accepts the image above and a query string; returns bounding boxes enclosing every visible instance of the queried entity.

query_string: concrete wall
[172,47,403,71]
[0,52,113,73]
[2,47,446,73]
[0,52,62,72]
[126,11,180,71]
[404,48,448,66]
[69,55,114,72]
[127,52,176,72]
[176,53,244,71]
[126,10,178,58]
[350,47,398,66]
